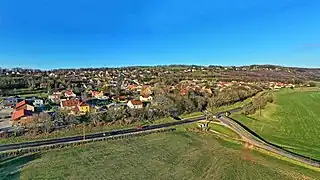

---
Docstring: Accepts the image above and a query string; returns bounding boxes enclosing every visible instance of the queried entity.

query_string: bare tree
[206,94,218,120]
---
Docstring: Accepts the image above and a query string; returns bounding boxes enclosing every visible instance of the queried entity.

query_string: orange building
[11,109,33,125]
[60,99,80,110]
[15,100,35,112]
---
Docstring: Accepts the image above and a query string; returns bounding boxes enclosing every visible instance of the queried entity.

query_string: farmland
[232,89,320,160]
[1,130,319,180]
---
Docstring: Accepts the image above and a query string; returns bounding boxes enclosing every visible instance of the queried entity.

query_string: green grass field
[179,111,203,119]
[18,93,48,98]
[1,130,319,180]
[210,123,240,139]
[232,89,320,160]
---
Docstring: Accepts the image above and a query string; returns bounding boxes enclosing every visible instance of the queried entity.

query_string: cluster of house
[1,86,155,126]
[1,79,268,127]
[52,87,153,112]
[216,81,233,88]
[5,98,44,125]
[171,80,253,95]
[61,99,90,115]
[269,82,295,89]
[47,90,106,115]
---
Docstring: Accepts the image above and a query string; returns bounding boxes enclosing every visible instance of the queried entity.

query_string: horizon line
[1,63,319,71]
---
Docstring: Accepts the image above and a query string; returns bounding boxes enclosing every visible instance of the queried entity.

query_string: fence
[0,128,176,161]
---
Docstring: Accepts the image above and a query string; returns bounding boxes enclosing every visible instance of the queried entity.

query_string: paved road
[0,116,205,152]
[217,116,320,168]
[0,107,13,131]
[0,119,11,131]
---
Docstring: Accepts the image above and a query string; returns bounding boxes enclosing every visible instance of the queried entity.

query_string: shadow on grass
[0,153,41,180]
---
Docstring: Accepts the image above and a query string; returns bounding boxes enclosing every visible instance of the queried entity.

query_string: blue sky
[0,0,320,69]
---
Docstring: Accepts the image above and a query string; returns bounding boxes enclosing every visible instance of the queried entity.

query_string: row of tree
[242,93,274,115]
[3,85,263,138]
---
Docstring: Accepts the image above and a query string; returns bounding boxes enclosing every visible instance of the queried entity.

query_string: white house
[49,91,62,102]
[127,100,143,109]
[33,99,44,107]
[139,95,153,102]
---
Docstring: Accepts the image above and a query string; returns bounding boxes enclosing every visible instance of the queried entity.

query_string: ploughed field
[232,89,320,160]
[1,130,318,180]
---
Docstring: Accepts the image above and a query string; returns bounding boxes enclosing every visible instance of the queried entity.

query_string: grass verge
[1,129,319,180]
[210,123,240,139]
[0,117,174,144]
[232,89,320,160]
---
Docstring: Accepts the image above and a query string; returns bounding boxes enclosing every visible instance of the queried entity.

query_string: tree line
[2,85,262,138]
[242,93,274,115]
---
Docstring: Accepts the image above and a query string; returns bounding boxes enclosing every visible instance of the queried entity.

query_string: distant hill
[1,64,320,83]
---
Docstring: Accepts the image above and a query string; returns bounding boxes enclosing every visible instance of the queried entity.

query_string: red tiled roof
[78,102,89,107]
[15,100,26,109]
[11,109,33,120]
[92,91,103,96]
[119,96,127,100]
[180,89,188,95]
[127,84,137,89]
[131,100,142,105]
[65,90,74,96]
[61,100,80,107]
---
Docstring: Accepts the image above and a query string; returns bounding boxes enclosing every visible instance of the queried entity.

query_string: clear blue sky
[0,0,320,69]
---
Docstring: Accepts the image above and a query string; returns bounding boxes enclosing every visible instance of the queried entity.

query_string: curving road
[216,116,320,168]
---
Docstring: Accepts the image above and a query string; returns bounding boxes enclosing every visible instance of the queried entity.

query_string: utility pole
[83,124,85,140]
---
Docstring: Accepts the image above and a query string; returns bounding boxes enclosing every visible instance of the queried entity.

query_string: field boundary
[0,128,176,161]
[221,116,320,169]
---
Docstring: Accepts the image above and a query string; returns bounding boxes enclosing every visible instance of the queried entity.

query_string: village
[0,73,297,132]
[1,65,313,138]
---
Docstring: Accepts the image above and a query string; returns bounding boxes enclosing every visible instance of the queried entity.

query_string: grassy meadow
[210,123,240,139]
[232,89,320,160]
[1,129,319,180]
